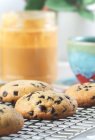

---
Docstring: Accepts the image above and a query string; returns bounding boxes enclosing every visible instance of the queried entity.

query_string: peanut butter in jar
[0,11,58,83]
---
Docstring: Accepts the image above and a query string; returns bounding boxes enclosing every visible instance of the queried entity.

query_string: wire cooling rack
[0,102,95,140]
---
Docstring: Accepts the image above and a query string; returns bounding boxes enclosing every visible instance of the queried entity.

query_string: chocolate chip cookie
[0,104,24,136]
[65,82,95,107]
[15,90,77,120]
[0,80,51,103]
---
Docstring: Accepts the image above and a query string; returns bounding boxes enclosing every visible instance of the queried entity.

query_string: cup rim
[68,36,95,46]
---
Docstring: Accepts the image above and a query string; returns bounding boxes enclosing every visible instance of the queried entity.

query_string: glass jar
[0,11,57,83]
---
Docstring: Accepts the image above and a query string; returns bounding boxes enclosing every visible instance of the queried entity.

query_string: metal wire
[1,102,95,140]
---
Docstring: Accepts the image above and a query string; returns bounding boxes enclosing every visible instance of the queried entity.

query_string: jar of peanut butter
[0,11,57,83]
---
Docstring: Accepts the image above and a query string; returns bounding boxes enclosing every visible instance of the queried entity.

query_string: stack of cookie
[0,80,78,136]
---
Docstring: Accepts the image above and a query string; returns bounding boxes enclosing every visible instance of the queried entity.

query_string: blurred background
[0,0,95,84]
[0,0,95,61]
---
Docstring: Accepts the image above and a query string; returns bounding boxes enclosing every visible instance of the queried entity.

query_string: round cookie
[15,90,77,120]
[65,82,95,107]
[0,80,52,103]
[0,104,24,136]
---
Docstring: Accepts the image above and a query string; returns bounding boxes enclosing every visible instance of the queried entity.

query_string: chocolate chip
[0,109,4,113]
[36,100,42,105]
[65,95,70,100]
[0,97,2,101]
[39,95,45,99]
[84,86,88,88]
[3,91,8,97]
[91,96,95,100]
[73,104,76,109]
[77,86,82,91]
[39,83,46,88]
[13,84,19,86]
[3,107,6,110]
[11,100,15,107]
[31,83,36,87]
[47,96,54,101]
[13,91,18,96]
[54,100,61,104]
[59,96,63,101]
[36,85,40,88]
[28,111,34,116]
[77,88,82,91]
[36,92,40,94]
[26,92,34,101]
[85,89,89,91]
[31,83,46,88]
[70,101,72,105]
[49,107,55,114]
[39,105,47,112]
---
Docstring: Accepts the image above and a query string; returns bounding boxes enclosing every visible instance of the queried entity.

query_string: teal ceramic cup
[67,36,95,83]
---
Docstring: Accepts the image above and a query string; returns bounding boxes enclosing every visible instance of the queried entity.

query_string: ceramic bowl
[67,37,95,83]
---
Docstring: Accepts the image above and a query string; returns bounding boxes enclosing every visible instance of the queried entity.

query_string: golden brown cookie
[0,80,51,103]
[15,90,77,120]
[65,82,95,107]
[0,104,24,136]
